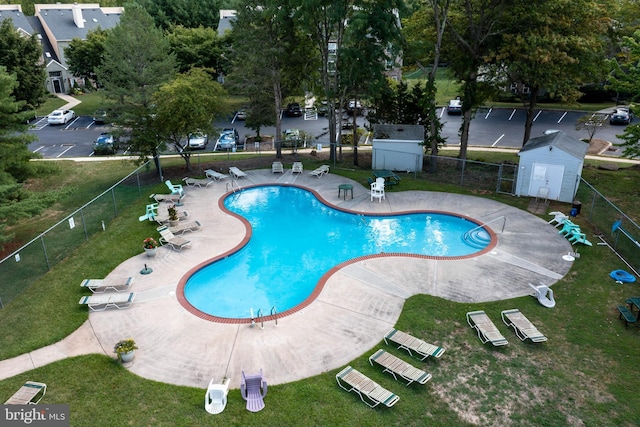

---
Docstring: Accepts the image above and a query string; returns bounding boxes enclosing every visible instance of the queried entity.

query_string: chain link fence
[0,162,152,307]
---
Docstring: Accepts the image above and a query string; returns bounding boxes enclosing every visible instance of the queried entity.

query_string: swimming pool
[181,185,494,321]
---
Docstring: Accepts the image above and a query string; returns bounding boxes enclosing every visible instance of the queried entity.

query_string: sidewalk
[55,93,81,110]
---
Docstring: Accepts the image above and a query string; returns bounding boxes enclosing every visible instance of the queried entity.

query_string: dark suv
[285,103,303,117]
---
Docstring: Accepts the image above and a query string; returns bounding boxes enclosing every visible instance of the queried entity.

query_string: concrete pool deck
[0,168,574,389]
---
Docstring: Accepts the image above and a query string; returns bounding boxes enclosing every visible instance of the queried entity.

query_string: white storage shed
[516,131,588,203]
[372,124,424,172]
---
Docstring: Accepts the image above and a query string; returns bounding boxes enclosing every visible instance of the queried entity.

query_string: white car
[187,132,208,149]
[47,109,75,125]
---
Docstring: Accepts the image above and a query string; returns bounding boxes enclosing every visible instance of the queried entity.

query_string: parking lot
[28,106,628,159]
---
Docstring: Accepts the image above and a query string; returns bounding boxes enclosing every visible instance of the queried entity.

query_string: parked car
[92,109,108,124]
[446,99,462,115]
[609,107,633,125]
[47,109,75,125]
[236,110,247,120]
[93,133,117,155]
[214,128,240,151]
[186,132,208,149]
[282,128,302,148]
[285,102,302,117]
[317,100,329,116]
[347,100,363,115]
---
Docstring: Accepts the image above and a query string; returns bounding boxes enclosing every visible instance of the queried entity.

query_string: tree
[492,0,611,146]
[64,29,109,87]
[152,68,229,170]
[97,4,177,169]
[133,0,220,30]
[575,113,608,143]
[0,19,46,109]
[229,0,312,158]
[166,25,227,78]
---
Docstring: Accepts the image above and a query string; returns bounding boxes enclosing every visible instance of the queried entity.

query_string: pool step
[463,229,491,249]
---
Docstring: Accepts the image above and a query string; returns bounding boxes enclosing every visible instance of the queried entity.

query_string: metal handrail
[270,306,278,327]
[226,180,240,193]
[464,215,506,239]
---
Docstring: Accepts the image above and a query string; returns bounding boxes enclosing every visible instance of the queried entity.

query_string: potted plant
[167,205,179,226]
[143,237,158,257]
[114,338,138,363]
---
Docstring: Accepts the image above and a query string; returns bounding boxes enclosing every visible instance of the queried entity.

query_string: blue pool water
[184,186,490,318]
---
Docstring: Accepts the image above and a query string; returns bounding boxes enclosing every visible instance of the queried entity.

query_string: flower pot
[169,220,179,227]
[119,350,134,363]
[144,247,157,257]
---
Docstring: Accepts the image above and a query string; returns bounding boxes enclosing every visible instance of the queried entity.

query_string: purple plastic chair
[241,370,268,412]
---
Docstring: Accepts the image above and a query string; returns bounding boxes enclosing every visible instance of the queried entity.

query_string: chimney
[72,4,84,28]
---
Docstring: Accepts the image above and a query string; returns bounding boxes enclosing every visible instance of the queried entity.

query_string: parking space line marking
[57,145,75,158]
[492,134,505,147]
[533,110,542,121]
[484,108,492,119]
[64,117,79,130]
[508,109,517,121]
[439,107,445,118]
[33,146,44,152]
[557,111,568,123]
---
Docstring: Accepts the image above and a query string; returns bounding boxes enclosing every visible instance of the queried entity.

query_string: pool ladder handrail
[463,215,506,241]
[226,179,241,193]
[255,306,278,329]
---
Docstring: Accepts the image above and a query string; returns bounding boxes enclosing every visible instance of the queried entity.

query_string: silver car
[47,109,75,125]
[187,132,208,149]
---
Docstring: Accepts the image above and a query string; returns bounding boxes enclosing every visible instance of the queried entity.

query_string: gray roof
[217,16,235,37]
[373,124,424,141]
[27,15,59,63]
[519,131,588,160]
[37,6,121,41]
[0,8,34,35]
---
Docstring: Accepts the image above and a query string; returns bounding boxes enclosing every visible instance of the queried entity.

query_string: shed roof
[519,131,588,160]
[373,124,424,141]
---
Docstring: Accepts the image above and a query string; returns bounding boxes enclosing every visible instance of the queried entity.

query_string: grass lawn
[1,158,639,424]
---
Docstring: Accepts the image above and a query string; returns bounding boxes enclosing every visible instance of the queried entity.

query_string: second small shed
[515,131,588,203]
[372,124,424,172]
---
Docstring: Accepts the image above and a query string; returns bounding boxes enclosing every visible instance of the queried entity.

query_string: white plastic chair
[205,377,230,414]
[370,181,385,203]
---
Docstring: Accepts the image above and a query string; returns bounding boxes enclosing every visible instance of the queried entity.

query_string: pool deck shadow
[0,168,574,389]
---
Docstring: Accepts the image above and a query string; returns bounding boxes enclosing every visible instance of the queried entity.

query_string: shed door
[528,162,564,200]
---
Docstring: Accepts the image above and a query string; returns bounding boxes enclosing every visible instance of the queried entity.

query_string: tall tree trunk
[522,87,539,146]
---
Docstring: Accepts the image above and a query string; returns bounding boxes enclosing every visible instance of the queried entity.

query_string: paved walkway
[0,168,574,388]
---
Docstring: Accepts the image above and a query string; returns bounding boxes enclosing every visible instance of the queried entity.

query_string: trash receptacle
[571,200,582,215]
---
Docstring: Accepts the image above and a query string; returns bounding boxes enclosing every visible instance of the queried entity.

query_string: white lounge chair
[529,284,556,308]
[383,328,445,360]
[4,381,47,404]
[204,169,228,181]
[157,225,192,251]
[182,177,214,188]
[369,349,432,386]
[501,309,548,342]
[292,162,303,174]
[229,166,247,179]
[466,310,509,346]
[150,193,184,204]
[336,366,400,408]
[205,377,230,414]
[79,292,135,311]
[159,220,201,235]
[80,276,133,293]
[548,211,568,227]
[309,165,329,177]
[150,210,189,225]
[272,162,284,173]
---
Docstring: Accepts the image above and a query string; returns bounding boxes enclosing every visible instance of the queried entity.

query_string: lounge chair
[309,164,330,177]
[80,276,133,293]
[182,177,214,188]
[558,220,580,236]
[205,169,228,181]
[529,284,556,308]
[150,193,184,204]
[79,292,135,311]
[165,179,185,196]
[501,309,548,342]
[158,220,201,235]
[369,349,432,386]
[466,310,509,346]
[335,366,400,408]
[272,161,284,173]
[229,166,247,179]
[150,207,188,224]
[241,370,267,412]
[157,225,192,251]
[383,329,445,360]
[292,162,303,174]
[4,381,47,404]
[204,377,230,414]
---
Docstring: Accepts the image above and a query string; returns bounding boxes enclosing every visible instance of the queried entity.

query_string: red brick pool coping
[176,184,498,324]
